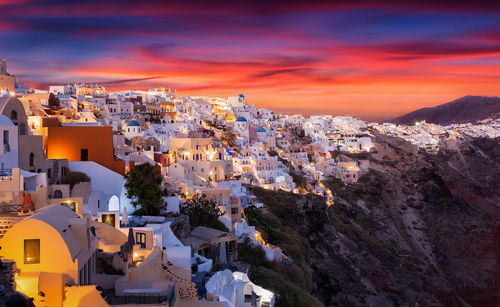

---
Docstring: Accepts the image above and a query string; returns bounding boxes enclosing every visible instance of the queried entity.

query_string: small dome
[127,120,141,127]
[256,127,266,132]
[0,114,13,126]
[238,94,245,98]
[236,117,247,122]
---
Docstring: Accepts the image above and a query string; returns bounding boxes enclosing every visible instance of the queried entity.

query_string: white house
[0,205,103,306]
[206,269,275,307]
[0,114,18,169]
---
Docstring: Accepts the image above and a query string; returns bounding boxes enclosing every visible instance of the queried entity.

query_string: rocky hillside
[388,96,500,125]
[247,133,500,306]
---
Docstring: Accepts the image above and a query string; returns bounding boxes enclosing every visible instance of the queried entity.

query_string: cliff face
[252,135,500,306]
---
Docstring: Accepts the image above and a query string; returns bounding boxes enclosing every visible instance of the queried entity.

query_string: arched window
[11,110,17,121]
[29,153,34,167]
[53,190,63,198]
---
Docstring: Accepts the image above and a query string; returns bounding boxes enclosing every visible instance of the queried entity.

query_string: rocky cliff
[249,134,500,306]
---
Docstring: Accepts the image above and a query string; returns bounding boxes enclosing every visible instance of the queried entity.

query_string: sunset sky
[1,0,499,121]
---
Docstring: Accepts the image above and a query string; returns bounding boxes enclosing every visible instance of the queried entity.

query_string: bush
[238,238,269,267]
[249,266,323,307]
[182,194,228,232]
[62,171,90,188]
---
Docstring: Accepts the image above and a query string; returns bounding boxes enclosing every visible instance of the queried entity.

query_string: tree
[124,163,164,216]
[48,93,60,108]
[182,194,228,231]
[220,129,237,148]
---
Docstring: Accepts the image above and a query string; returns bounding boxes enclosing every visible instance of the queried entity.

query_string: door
[80,149,88,161]
[136,232,146,248]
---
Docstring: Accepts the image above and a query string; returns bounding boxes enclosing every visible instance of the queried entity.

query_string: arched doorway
[53,190,63,198]
[108,195,119,211]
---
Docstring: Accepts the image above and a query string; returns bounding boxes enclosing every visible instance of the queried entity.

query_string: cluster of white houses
[0,58,387,306]
[4,56,499,306]
[371,119,500,152]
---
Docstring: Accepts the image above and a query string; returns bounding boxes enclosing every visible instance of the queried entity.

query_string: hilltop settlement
[0,58,498,307]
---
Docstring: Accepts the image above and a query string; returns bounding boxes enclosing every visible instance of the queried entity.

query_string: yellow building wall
[39,272,64,306]
[0,219,77,287]
[63,285,109,307]
[199,188,230,203]
[128,248,163,281]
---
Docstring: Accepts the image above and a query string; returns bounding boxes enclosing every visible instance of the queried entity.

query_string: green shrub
[249,266,323,307]
[182,194,228,232]
[238,238,269,268]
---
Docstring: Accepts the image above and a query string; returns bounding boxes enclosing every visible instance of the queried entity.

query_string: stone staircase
[162,265,198,300]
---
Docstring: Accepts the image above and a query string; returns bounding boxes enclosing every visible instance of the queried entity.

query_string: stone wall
[0,259,35,306]
[170,215,190,239]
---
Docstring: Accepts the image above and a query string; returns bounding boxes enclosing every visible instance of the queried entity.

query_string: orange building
[46,126,125,174]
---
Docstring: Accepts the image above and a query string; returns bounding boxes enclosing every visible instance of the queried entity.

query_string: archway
[108,195,119,211]
[53,190,63,198]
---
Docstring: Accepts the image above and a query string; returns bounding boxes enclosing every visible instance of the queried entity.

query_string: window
[29,153,34,167]
[81,149,88,161]
[3,130,9,152]
[136,232,146,248]
[101,214,115,227]
[231,208,238,214]
[53,190,63,198]
[10,110,17,121]
[24,239,40,264]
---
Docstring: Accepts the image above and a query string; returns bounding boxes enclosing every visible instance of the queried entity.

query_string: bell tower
[0,58,7,75]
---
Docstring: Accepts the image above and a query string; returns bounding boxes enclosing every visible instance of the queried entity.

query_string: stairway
[162,265,198,300]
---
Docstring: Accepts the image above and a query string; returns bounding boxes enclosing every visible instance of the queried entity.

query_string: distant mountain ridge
[388,96,500,125]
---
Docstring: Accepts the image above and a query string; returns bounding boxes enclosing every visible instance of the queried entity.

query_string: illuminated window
[24,239,40,264]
